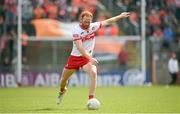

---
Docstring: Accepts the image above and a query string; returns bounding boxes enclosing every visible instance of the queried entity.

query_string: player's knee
[90,70,97,78]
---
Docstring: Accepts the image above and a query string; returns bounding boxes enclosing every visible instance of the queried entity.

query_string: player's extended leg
[59,68,76,91]
[57,68,76,104]
[82,63,97,99]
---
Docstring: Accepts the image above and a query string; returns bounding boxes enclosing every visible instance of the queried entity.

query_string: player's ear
[90,16,93,22]
[79,15,83,23]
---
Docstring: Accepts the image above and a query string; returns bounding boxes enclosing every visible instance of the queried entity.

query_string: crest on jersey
[92,27,95,30]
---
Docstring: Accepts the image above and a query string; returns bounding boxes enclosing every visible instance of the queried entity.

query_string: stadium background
[0,0,179,87]
[0,0,180,113]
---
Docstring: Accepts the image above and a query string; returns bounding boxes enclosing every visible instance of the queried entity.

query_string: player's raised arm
[101,12,130,26]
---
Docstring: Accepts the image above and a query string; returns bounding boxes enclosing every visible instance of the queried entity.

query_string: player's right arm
[74,40,98,65]
[74,40,91,59]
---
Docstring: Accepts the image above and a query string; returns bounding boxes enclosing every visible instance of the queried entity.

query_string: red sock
[89,95,94,99]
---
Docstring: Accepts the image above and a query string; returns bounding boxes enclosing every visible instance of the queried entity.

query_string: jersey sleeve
[91,22,102,32]
[72,28,81,41]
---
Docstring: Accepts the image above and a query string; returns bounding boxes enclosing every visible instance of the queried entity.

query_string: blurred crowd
[0,0,179,36]
[0,0,180,72]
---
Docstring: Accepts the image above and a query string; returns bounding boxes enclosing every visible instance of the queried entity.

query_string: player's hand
[120,12,130,18]
[90,58,99,65]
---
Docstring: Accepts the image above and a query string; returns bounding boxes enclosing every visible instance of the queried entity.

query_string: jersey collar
[79,23,90,30]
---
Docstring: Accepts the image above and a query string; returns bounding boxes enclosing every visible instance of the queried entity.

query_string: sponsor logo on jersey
[82,32,95,42]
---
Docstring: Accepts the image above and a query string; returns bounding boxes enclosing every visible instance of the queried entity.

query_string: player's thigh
[82,63,97,75]
[61,68,76,80]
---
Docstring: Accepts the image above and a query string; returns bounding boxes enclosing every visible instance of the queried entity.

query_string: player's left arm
[101,12,130,26]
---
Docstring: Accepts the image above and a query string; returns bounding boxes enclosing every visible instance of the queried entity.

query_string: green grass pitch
[0,86,180,113]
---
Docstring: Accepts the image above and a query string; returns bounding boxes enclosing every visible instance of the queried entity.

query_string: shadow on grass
[25,107,88,112]
[56,108,87,112]
[23,108,55,112]
[33,108,55,111]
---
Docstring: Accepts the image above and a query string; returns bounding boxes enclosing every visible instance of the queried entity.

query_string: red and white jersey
[71,22,102,56]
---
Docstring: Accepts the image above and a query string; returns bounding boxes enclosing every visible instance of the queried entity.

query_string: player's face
[81,15,92,27]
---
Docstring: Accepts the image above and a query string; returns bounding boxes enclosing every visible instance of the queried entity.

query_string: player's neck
[79,23,89,30]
